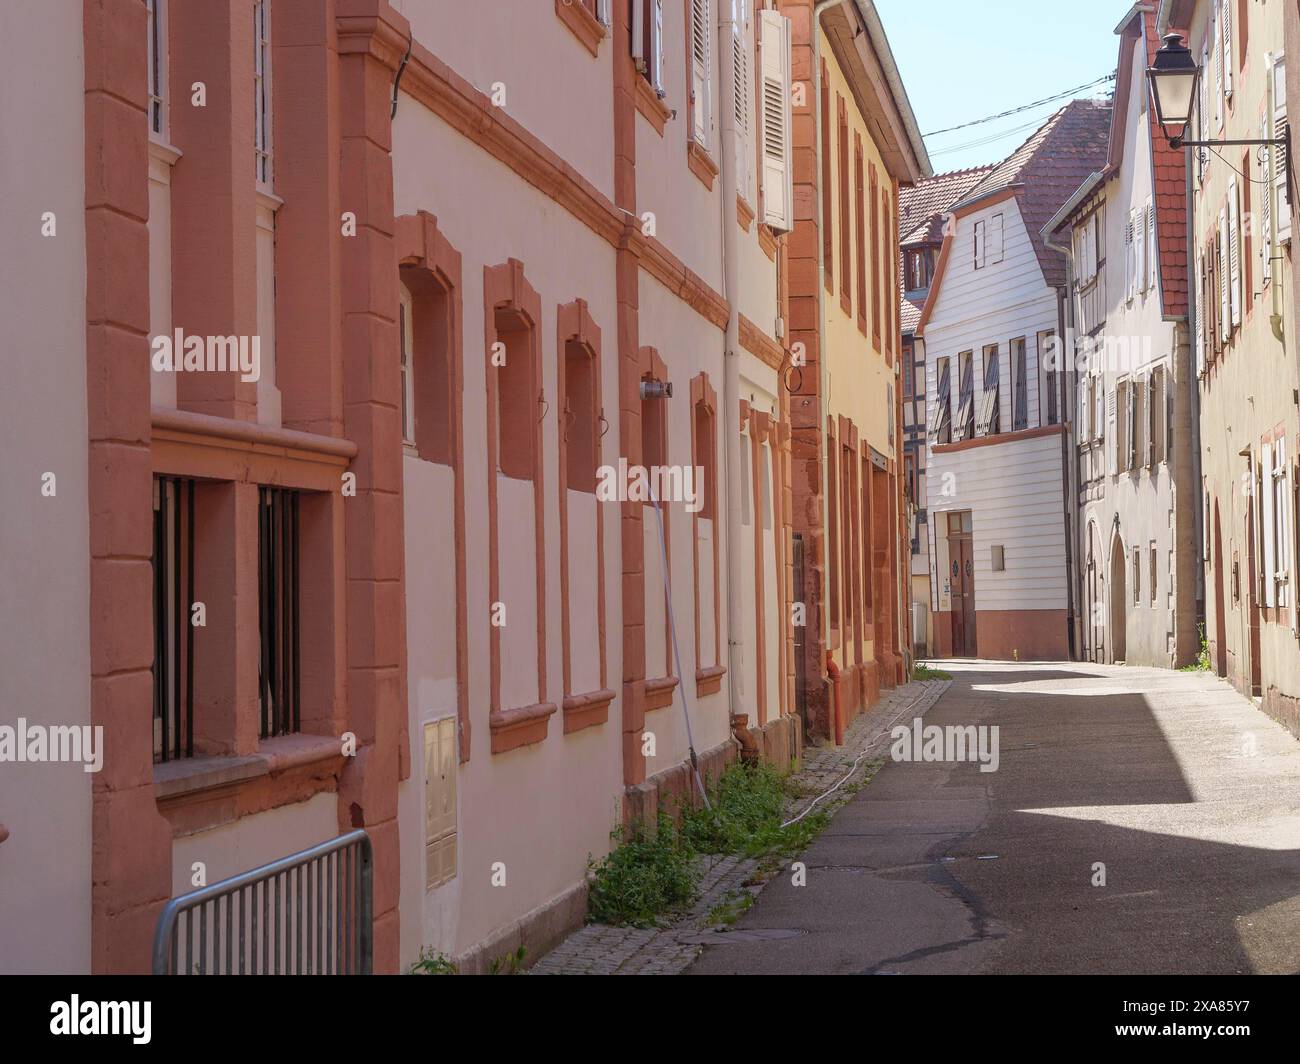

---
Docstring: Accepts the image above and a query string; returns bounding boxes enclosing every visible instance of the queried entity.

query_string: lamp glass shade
[1149,67,1198,128]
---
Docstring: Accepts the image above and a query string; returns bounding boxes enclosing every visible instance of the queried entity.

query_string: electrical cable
[780,681,941,828]
[923,73,1116,138]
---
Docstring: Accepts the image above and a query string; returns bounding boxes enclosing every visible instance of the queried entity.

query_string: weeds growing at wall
[585,761,830,927]
[912,661,953,681]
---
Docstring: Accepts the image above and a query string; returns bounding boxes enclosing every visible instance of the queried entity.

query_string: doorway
[1109,530,1127,663]
[947,511,976,657]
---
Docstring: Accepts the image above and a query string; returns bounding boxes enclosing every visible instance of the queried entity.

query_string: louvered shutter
[1229,179,1242,329]
[759,9,793,232]
[1110,385,1122,476]
[1218,211,1230,343]
[1095,375,1105,444]
[1275,55,1290,243]
[1262,113,1274,282]
[1222,0,1233,100]
[1196,249,1206,372]
[733,5,749,196]
[691,0,711,146]
[1125,213,1135,300]
[1213,2,1224,129]
[975,389,996,437]
[1147,203,1157,294]
[652,0,665,95]
[1264,444,1277,608]
[1277,437,1291,607]
[1199,43,1210,181]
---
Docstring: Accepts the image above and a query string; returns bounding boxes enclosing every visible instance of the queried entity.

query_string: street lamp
[1146,33,1199,144]
[1147,33,1288,160]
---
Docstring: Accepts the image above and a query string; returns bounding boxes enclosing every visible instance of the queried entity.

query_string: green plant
[705,889,755,928]
[1180,625,1213,672]
[409,947,458,975]
[586,814,699,927]
[488,945,527,975]
[683,761,828,860]
[912,661,953,681]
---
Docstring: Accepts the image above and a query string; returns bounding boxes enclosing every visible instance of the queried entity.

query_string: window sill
[489,701,557,754]
[148,136,183,167]
[737,194,755,233]
[562,688,615,734]
[696,665,726,697]
[636,77,671,136]
[154,733,345,803]
[645,675,679,711]
[555,0,607,57]
[687,140,718,191]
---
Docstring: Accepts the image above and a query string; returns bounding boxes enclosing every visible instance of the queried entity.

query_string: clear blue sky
[874,0,1122,174]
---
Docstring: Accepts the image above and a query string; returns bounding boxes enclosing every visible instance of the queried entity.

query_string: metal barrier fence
[152,829,372,975]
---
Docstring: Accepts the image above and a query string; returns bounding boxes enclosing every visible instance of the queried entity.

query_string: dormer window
[905,247,936,293]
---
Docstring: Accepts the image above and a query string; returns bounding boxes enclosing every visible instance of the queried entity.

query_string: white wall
[0,0,93,974]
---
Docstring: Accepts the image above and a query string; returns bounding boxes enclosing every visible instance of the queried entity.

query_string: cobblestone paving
[530,677,952,975]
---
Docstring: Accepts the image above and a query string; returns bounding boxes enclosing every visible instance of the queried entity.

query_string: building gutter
[721,0,745,722]
[1041,221,1081,659]
[810,0,841,663]
[851,0,933,180]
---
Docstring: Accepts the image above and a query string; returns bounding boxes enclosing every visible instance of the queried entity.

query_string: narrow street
[689,661,1300,975]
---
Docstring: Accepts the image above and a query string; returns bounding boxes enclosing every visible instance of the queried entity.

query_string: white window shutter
[974,220,985,268]
[1229,179,1242,328]
[1110,385,1122,477]
[1275,55,1290,243]
[1213,3,1224,129]
[691,0,712,146]
[1222,0,1233,99]
[1124,213,1135,300]
[1218,210,1230,342]
[632,0,647,71]
[733,8,749,196]
[1264,444,1277,608]
[759,10,793,232]
[1277,438,1291,607]
[1262,112,1274,283]
[1136,207,1147,294]
[990,214,1004,265]
[1146,202,1157,294]
[597,0,611,26]
[653,0,665,95]
[1195,250,1206,373]
[1095,376,1105,444]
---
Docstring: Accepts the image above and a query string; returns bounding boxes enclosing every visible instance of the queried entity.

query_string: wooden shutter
[974,219,985,268]
[732,3,748,194]
[759,10,793,232]
[989,213,1004,265]
[1108,385,1120,476]
[1198,43,1210,181]
[1229,179,1242,329]
[1222,0,1233,100]
[1125,212,1135,300]
[1274,55,1290,243]
[1195,250,1205,374]
[1264,443,1277,608]
[1262,114,1274,282]
[691,0,711,146]
[1218,212,1230,343]
[1213,1,1224,129]
[1276,437,1291,607]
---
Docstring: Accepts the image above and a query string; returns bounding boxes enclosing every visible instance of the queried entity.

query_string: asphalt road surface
[688,660,1300,975]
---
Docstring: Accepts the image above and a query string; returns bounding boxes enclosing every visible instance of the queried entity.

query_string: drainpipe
[1043,227,1079,659]
[720,0,747,722]
[1187,143,1205,616]
[811,0,840,669]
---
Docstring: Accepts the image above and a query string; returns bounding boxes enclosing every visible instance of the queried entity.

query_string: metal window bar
[259,487,301,738]
[153,476,195,762]
[152,830,372,975]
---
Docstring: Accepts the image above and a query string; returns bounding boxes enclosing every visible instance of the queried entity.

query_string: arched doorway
[1086,522,1103,662]
[1212,501,1227,677]
[1109,530,1127,664]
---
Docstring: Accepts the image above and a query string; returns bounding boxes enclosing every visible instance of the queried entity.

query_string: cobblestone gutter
[530,678,952,975]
